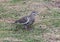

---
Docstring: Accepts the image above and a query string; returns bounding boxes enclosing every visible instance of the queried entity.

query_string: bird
[14,11,38,30]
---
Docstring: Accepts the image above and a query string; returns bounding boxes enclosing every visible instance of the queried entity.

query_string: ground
[0,0,60,42]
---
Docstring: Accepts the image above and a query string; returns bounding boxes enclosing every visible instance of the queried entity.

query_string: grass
[0,0,60,42]
[10,0,22,3]
[0,21,44,42]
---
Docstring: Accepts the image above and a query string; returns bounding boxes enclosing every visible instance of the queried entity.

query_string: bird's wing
[18,16,30,24]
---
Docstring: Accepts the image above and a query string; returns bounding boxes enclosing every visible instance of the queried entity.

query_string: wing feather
[15,16,30,24]
[18,17,27,23]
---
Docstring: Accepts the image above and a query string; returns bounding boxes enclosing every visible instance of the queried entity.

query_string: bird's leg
[23,25,33,30]
[23,25,28,30]
[27,25,33,30]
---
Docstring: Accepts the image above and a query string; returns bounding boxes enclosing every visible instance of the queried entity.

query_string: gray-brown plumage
[15,11,38,30]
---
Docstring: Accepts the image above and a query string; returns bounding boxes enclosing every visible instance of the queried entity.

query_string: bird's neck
[29,14,35,20]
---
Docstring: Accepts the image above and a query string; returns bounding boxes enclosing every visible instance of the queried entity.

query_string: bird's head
[30,11,38,16]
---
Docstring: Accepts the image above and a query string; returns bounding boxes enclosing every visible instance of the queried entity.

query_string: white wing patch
[21,17,30,24]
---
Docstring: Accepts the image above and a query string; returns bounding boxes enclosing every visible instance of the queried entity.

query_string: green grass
[51,19,60,27]
[10,0,23,3]
[3,40,10,42]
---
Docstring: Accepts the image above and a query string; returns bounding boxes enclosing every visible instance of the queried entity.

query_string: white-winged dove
[15,11,38,30]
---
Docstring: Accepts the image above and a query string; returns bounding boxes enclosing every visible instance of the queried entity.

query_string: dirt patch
[0,0,11,2]
[0,18,15,23]
[51,0,60,8]
[42,32,60,42]
[55,1,60,8]
[27,2,48,12]
[0,37,22,42]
